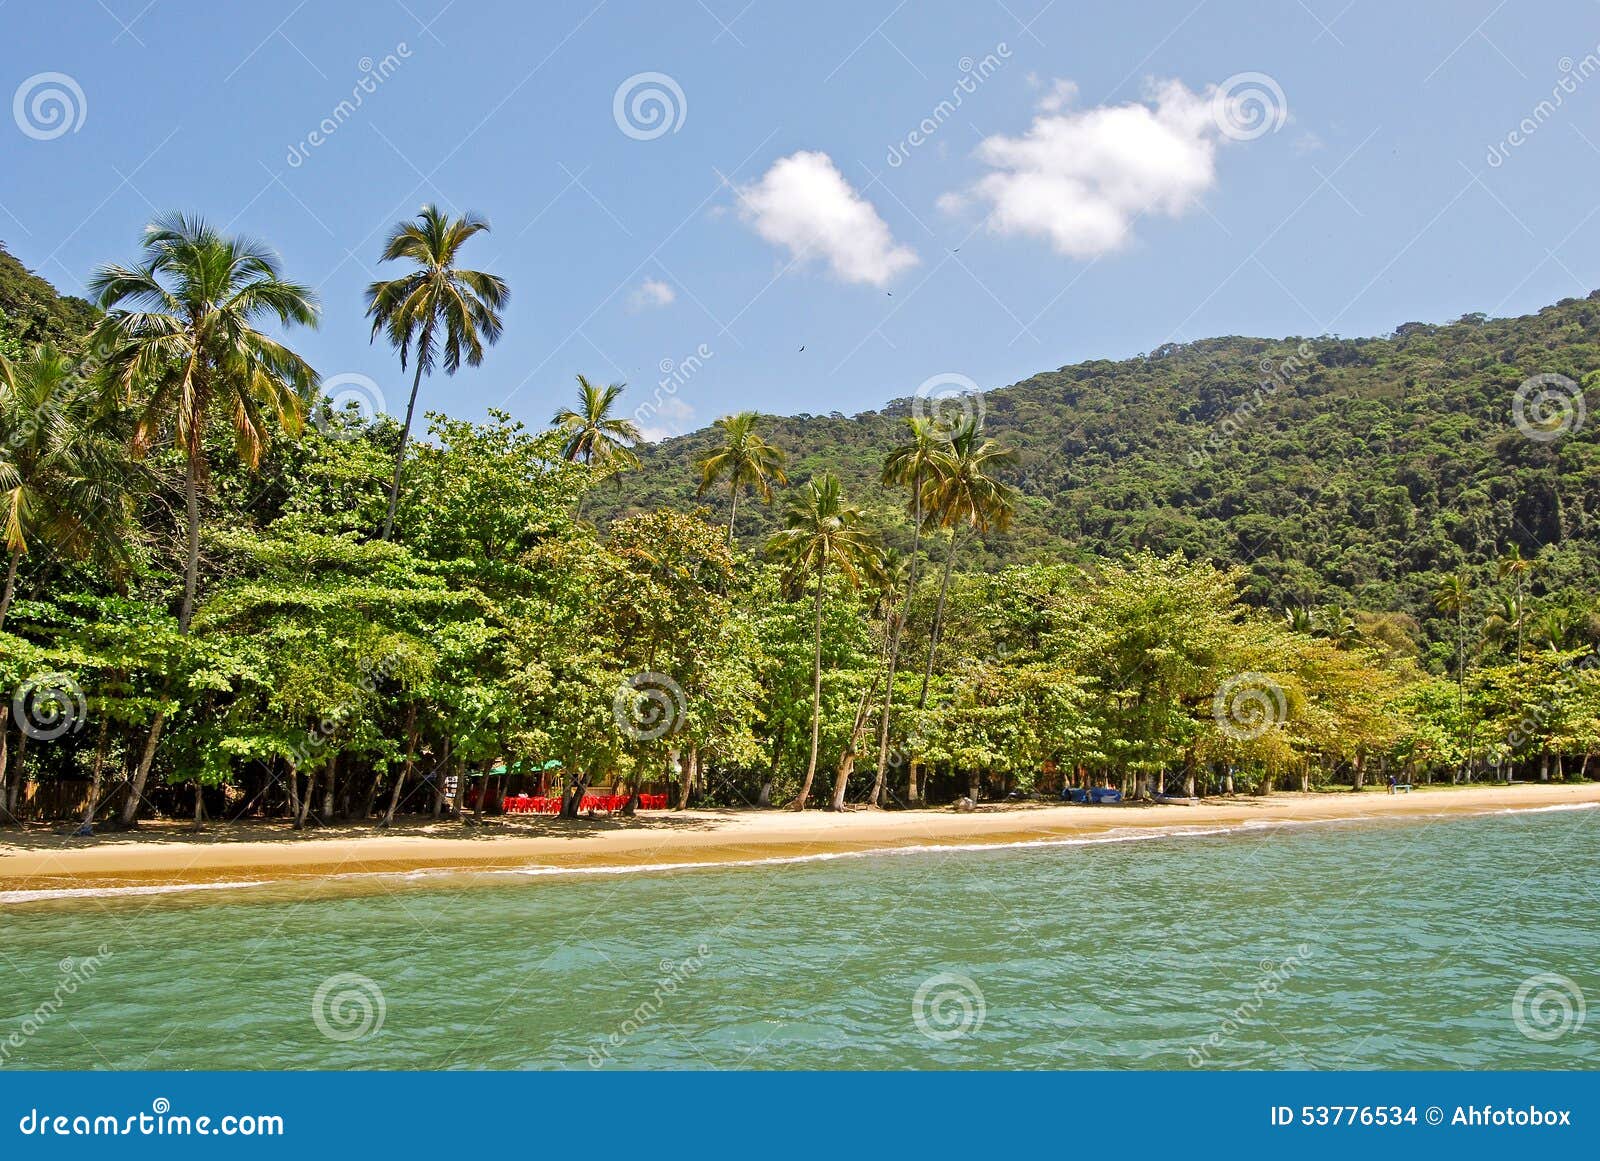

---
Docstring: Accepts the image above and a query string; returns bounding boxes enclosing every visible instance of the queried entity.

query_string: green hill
[603,296,1600,660]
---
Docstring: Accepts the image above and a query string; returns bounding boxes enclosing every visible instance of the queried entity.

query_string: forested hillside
[606,294,1600,666]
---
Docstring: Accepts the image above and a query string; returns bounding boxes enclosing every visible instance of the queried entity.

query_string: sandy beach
[3,782,1597,900]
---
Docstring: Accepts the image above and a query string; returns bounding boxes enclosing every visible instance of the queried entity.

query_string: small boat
[1153,794,1199,805]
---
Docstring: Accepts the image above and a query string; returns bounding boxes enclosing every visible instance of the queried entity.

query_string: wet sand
[3,782,1597,901]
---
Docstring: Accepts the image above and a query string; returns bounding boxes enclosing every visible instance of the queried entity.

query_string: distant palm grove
[1,211,1598,830]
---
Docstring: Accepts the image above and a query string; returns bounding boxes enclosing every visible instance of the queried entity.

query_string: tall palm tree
[0,344,133,628]
[866,546,910,807]
[1497,546,1533,659]
[91,213,318,630]
[917,417,1016,710]
[765,472,878,811]
[553,374,642,468]
[365,204,508,540]
[553,375,642,518]
[874,416,946,803]
[695,411,787,544]
[91,213,318,826]
[1432,570,1473,778]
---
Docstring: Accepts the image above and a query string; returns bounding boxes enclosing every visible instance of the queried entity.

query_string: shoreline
[3,782,1597,902]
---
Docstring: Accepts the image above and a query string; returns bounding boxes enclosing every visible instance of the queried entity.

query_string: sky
[2,0,1599,440]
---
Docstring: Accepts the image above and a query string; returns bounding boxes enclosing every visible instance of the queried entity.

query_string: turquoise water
[2,807,1597,1070]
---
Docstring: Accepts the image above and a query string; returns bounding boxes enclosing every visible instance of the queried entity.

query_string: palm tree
[1284,605,1314,634]
[874,416,946,803]
[1534,606,1578,652]
[695,412,787,544]
[1432,571,1473,779]
[866,546,910,807]
[765,472,877,810]
[91,213,318,826]
[1497,547,1534,659]
[365,204,508,540]
[91,213,317,630]
[917,417,1016,710]
[1484,592,1526,657]
[553,375,642,519]
[554,375,642,468]
[0,344,133,629]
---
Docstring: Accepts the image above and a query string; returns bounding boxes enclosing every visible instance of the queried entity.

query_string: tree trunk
[875,473,923,806]
[7,731,27,819]
[473,757,493,824]
[675,747,697,810]
[117,711,165,828]
[967,768,980,804]
[917,529,959,711]
[757,726,781,808]
[180,450,201,633]
[726,483,740,545]
[382,706,418,827]
[1540,752,1550,782]
[321,753,339,822]
[907,760,921,805]
[0,548,19,630]
[829,750,856,812]
[381,360,427,541]
[1352,750,1365,791]
[790,566,826,811]
[450,755,466,819]
[286,762,302,829]
[77,717,112,835]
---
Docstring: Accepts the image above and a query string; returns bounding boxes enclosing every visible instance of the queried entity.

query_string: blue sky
[3,0,1598,439]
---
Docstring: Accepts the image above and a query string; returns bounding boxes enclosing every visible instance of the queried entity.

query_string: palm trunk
[917,529,959,710]
[180,451,201,632]
[0,548,19,631]
[790,566,826,810]
[880,478,928,806]
[726,484,740,545]
[381,361,427,541]
[286,762,302,828]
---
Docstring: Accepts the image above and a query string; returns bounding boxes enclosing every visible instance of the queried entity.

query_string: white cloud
[736,150,918,286]
[635,395,695,443]
[947,78,1228,260]
[629,278,676,309]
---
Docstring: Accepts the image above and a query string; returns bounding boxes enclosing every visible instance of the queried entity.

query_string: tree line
[1,210,1597,832]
